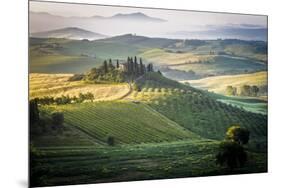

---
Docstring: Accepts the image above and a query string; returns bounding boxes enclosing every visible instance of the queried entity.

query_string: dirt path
[117,75,144,100]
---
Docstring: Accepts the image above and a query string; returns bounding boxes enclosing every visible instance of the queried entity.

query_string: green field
[40,101,198,145]
[206,91,268,115]
[29,37,141,73]
[33,139,266,187]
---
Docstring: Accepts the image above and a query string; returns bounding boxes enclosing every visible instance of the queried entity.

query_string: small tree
[225,86,237,96]
[51,112,64,131]
[216,141,247,169]
[226,125,250,145]
[240,85,251,96]
[250,85,259,97]
[107,135,115,146]
[108,59,115,71]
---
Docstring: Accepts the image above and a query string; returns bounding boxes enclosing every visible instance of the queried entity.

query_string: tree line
[33,92,94,106]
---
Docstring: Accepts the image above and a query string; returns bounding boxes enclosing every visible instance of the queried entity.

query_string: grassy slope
[205,91,267,115]
[30,54,102,74]
[139,48,213,65]
[29,37,141,73]
[139,48,266,77]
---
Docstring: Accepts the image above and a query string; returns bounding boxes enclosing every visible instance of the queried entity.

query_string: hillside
[29,35,267,81]
[187,71,267,95]
[140,48,267,78]
[31,27,107,40]
[130,73,267,144]
[41,101,198,145]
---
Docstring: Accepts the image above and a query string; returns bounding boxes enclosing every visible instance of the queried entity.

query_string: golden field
[185,71,267,95]
[29,73,130,101]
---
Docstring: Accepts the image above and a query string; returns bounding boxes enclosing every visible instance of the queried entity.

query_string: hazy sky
[29,1,267,40]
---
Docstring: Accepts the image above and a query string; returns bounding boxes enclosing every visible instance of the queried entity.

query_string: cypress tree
[116,59,119,69]
[108,58,114,70]
[130,57,134,74]
[103,60,108,73]
[147,64,150,72]
[140,58,143,74]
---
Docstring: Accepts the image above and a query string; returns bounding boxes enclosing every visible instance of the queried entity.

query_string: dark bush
[216,141,247,169]
[107,135,115,146]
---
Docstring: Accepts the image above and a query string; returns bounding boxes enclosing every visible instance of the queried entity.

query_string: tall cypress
[116,59,119,69]
[103,60,108,73]
[140,58,143,75]
[130,57,134,75]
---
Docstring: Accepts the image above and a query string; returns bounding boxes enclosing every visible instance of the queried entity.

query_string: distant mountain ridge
[30,27,107,40]
[106,12,166,22]
[30,11,166,22]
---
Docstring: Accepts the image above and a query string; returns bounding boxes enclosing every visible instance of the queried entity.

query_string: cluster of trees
[226,85,262,97]
[30,99,65,136]
[85,59,125,82]
[35,92,94,105]
[124,56,148,76]
[216,125,250,169]
[83,57,154,83]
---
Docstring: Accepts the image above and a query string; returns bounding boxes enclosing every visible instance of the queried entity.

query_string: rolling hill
[140,48,267,78]
[131,72,267,143]
[29,35,267,78]
[31,27,107,40]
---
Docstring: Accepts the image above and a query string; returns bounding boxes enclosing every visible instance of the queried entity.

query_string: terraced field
[42,101,198,145]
